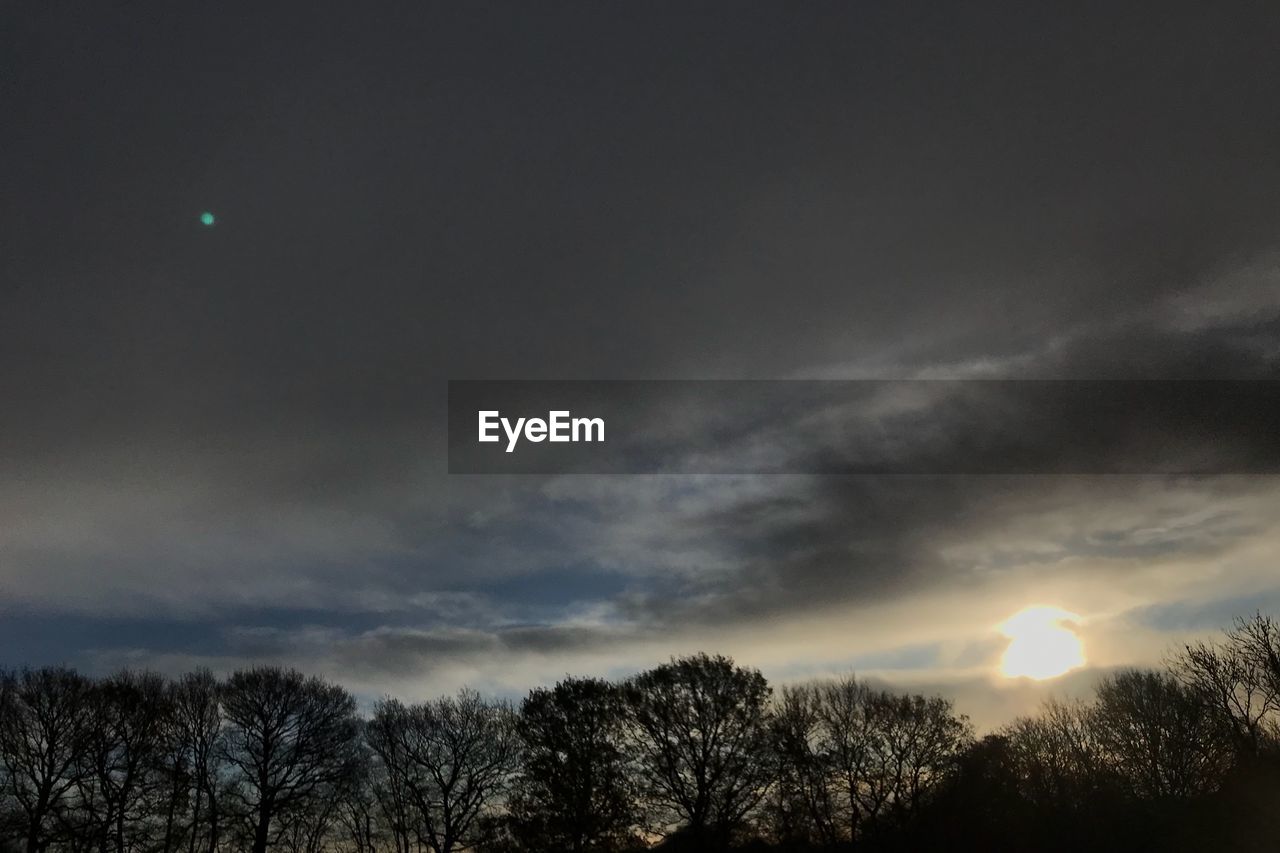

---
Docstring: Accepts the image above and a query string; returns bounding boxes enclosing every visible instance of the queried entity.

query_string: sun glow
[998,605,1085,680]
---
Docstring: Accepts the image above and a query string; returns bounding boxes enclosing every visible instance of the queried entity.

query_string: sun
[998,605,1085,680]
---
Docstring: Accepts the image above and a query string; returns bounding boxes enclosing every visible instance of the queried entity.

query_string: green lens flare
[200,211,216,226]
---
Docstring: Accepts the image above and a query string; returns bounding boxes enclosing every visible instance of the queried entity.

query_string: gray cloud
[4,0,1280,722]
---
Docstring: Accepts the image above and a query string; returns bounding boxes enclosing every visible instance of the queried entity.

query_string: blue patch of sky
[0,606,228,669]
[1130,588,1280,633]
[0,603,452,670]
[0,559,635,670]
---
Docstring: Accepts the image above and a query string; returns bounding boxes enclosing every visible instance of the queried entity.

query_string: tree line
[4,613,1280,853]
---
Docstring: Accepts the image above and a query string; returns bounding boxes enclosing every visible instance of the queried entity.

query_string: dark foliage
[509,677,638,852]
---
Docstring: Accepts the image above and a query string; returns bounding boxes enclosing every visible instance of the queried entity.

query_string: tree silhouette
[368,690,517,853]
[4,613,1280,852]
[767,684,839,847]
[363,703,416,853]
[1092,670,1232,801]
[0,668,93,853]
[219,667,360,853]
[767,675,972,847]
[509,677,638,852]
[1172,612,1280,762]
[169,669,225,853]
[1001,697,1103,814]
[76,671,172,853]
[624,653,773,850]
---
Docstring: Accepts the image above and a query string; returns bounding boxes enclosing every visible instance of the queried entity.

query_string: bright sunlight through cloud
[998,605,1085,680]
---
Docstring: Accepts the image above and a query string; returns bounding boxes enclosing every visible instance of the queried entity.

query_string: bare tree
[369,690,518,853]
[1002,698,1103,813]
[0,668,94,853]
[509,677,638,852]
[1172,612,1280,760]
[364,706,415,853]
[767,684,839,847]
[1092,669,1232,800]
[332,744,385,853]
[165,670,224,853]
[873,691,971,824]
[813,676,884,841]
[220,667,360,853]
[76,671,173,853]
[770,676,972,845]
[625,653,774,849]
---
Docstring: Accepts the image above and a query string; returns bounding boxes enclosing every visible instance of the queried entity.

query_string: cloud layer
[3,1,1280,726]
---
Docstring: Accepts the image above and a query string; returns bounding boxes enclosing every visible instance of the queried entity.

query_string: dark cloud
[3,1,1280,706]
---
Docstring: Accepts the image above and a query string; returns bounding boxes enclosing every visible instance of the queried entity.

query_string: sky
[3,1,1280,729]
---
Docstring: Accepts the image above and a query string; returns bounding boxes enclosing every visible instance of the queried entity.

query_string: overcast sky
[3,1,1280,727]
